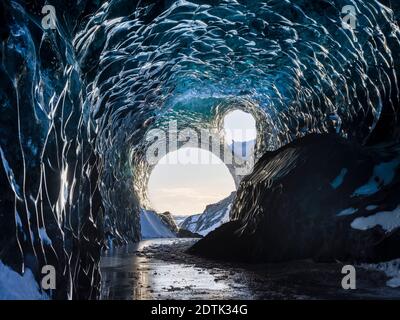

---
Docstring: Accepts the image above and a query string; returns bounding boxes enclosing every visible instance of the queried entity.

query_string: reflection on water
[100,239,250,300]
[100,238,400,300]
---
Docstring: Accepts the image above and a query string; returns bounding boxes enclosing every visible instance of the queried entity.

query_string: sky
[147,147,236,216]
[146,110,256,216]
[223,110,257,143]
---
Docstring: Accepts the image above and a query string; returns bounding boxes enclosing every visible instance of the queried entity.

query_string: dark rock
[158,211,179,234]
[190,134,400,263]
[177,228,203,238]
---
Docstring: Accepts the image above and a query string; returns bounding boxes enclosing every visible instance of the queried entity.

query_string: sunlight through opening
[223,110,257,159]
[147,147,236,216]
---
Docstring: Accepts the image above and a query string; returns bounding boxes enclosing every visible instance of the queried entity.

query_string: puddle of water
[146,263,231,299]
[100,238,400,300]
[100,238,250,300]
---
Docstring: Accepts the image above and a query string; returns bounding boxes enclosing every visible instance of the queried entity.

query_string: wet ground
[100,238,400,300]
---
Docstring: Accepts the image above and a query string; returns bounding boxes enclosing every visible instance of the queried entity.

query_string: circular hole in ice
[147,147,236,217]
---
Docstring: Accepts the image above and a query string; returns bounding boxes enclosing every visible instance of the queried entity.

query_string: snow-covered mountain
[180,192,235,236]
[174,216,190,228]
[140,209,177,239]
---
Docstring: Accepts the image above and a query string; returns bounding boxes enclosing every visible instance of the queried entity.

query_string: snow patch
[195,204,232,236]
[39,227,52,246]
[0,260,49,300]
[352,158,400,197]
[361,259,400,288]
[181,193,234,236]
[330,168,348,189]
[337,207,358,216]
[351,205,400,232]
[180,214,200,231]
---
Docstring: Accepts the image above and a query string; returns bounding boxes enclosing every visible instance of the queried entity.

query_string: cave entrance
[146,147,236,218]
[140,109,258,237]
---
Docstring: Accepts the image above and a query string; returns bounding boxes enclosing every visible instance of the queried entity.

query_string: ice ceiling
[0,0,399,298]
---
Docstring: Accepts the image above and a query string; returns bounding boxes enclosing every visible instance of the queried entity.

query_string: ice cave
[1,0,400,299]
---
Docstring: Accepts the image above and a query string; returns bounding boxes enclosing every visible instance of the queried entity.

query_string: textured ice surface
[38,228,52,246]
